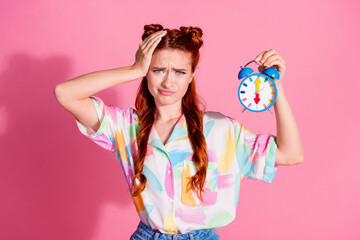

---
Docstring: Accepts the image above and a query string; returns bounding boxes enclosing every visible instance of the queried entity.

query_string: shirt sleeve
[74,96,139,152]
[230,118,278,183]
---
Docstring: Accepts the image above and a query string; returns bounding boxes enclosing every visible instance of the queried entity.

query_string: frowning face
[146,48,194,108]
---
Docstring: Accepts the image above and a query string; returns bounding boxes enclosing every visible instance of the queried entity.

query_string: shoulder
[201,111,239,141]
[203,111,237,128]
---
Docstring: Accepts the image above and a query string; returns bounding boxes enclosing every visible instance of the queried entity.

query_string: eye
[176,71,185,75]
[154,69,164,73]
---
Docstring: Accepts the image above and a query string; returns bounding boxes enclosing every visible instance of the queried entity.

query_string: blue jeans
[130,220,221,240]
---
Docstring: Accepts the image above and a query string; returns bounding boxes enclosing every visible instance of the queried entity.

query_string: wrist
[276,83,284,93]
[129,64,147,79]
[274,84,286,106]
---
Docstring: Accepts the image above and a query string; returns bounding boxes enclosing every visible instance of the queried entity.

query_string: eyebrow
[152,67,188,72]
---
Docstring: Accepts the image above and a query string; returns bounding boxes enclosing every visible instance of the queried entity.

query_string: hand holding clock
[237,49,286,112]
[254,49,286,86]
[255,50,304,166]
[238,49,304,165]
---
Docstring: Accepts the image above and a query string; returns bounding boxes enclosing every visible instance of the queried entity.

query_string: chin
[156,96,181,105]
[157,99,175,105]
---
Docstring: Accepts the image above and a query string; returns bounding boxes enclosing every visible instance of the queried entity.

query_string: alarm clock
[237,60,280,113]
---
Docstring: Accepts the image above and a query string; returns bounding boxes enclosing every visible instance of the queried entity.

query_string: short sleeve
[75,96,139,152]
[230,118,278,183]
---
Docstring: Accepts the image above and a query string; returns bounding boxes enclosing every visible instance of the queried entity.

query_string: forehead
[151,49,192,68]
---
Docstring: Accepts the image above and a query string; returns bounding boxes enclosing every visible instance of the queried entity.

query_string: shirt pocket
[181,159,218,207]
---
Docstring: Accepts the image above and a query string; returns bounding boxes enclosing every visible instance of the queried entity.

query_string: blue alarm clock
[237,60,280,113]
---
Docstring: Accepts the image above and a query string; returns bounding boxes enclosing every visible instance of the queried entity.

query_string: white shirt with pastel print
[75,96,278,234]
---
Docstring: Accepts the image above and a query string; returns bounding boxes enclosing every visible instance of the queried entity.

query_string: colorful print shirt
[75,96,278,234]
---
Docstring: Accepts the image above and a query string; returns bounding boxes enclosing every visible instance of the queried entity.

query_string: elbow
[289,154,304,165]
[299,153,304,162]
[53,83,69,105]
[288,146,304,165]
[298,154,304,164]
[275,148,304,166]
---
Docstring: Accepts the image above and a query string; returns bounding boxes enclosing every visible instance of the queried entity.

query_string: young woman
[54,24,303,240]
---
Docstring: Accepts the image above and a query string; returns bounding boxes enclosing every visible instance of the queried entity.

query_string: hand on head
[132,29,167,77]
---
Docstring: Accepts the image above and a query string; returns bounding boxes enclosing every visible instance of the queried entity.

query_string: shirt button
[168,170,171,174]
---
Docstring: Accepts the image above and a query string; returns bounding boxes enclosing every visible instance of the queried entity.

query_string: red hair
[131,24,208,202]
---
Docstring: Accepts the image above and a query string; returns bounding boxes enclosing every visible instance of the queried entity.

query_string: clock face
[238,73,277,112]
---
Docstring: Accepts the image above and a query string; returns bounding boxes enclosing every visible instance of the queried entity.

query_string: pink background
[1,0,359,239]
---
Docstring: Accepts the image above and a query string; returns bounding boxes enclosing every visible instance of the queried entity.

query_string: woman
[54,24,303,240]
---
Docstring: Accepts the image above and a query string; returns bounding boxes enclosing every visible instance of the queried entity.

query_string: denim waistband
[135,220,215,240]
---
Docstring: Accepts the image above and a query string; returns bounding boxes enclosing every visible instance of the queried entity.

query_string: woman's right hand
[132,30,167,77]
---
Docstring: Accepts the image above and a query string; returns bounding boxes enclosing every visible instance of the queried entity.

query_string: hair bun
[180,26,203,48]
[142,24,164,40]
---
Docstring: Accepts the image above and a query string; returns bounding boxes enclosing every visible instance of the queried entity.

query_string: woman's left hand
[254,49,286,86]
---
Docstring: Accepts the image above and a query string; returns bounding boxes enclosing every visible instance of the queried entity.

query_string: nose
[162,72,174,88]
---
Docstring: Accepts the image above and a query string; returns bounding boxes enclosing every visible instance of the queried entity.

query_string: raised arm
[53,30,167,132]
[255,49,304,166]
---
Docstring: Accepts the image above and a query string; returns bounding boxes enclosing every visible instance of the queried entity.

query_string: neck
[154,101,182,122]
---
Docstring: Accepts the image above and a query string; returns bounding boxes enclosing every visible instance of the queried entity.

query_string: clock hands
[254,93,261,104]
[254,77,261,104]
[255,77,261,92]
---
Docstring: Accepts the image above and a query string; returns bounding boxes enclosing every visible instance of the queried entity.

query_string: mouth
[158,89,175,95]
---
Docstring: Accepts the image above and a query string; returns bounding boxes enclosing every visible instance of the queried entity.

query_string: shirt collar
[148,114,188,151]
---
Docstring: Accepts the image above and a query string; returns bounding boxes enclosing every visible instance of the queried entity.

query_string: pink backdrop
[1,0,359,239]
